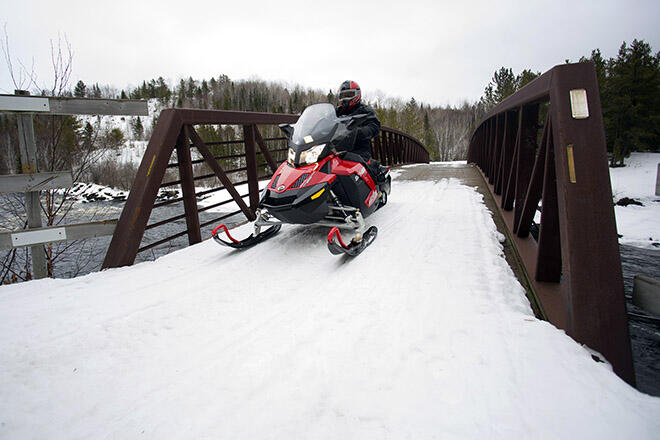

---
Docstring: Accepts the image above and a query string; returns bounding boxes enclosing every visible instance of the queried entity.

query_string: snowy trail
[1,166,659,439]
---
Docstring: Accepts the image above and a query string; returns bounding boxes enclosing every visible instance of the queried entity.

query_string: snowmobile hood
[268,158,335,194]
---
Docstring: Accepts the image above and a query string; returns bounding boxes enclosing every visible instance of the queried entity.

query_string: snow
[80,98,161,166]
[110,140,149,165]
[430,160,468,166]
[609,152,660,248]
[1,168,658,439]
[66,182,179,203]
[68,182,128,202]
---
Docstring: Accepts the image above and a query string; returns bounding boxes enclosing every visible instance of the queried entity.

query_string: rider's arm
[356,108,381,141]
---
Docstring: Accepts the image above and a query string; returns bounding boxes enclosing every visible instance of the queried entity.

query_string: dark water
[620,244,660,396]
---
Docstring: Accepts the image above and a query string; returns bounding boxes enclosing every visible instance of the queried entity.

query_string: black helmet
[338,80,361,111]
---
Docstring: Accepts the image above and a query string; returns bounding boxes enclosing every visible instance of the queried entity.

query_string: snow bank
[609,152,660,248]
[1,171,658,439]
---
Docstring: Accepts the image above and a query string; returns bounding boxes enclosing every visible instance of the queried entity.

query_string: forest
[1,38,658,185]
[477,39,659,166]
[0,38,657,282]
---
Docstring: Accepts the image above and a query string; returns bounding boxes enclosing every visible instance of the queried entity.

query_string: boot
[377,164,388,183]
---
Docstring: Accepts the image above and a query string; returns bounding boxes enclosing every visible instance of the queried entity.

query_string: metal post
[243,125,260,212]
[550,64,634,385]
[655,163,660,196]
[14,90,47,279]
[6,132,14,173]
[513,104,539,232]
[176,126,201,245]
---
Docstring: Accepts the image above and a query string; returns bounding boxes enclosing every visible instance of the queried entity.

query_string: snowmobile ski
[327,226,378,256]
[212,223,281,249]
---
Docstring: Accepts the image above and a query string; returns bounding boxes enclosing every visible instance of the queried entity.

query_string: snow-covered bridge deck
[1,164,658,438]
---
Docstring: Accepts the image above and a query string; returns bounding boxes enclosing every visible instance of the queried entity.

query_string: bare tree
[47,33,72,97]
[1,23,37,92]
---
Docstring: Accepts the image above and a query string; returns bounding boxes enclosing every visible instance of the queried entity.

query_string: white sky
[1,0,658,106]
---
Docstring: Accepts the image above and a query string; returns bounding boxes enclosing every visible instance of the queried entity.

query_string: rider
[335,80,386,181]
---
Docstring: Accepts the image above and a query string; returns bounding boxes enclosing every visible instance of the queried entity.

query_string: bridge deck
[398,163,560,326]
[0,164,657,438]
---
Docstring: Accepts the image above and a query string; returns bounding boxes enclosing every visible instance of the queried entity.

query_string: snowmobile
[211,103,391,256]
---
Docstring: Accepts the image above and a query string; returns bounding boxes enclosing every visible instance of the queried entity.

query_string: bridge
[1,62,658,437]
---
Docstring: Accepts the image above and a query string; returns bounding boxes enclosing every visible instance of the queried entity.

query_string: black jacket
[336,102,381,160]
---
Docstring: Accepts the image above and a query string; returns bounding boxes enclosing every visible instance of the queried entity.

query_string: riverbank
[610,152,660,249]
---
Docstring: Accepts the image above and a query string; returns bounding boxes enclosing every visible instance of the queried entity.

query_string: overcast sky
[1,0,658,106]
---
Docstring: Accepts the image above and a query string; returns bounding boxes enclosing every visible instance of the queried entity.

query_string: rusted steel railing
[102,108,428,269]
[467,62,634,385]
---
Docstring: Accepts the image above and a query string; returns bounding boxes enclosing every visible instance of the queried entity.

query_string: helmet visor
[338,89,358,101]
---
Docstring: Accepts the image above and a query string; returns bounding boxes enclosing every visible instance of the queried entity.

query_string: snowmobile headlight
[288,148,295,165]
[300,144,326,165]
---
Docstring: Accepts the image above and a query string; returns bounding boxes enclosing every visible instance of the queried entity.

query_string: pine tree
[80,121,95,149]
[131,117,144,140]
[178,79,187,102]
[580,49,607,88]
[401,98,423,140]
[481,67,517,108]
[605,40,660,165]
[516,69,540,89]
[74,80,86,97]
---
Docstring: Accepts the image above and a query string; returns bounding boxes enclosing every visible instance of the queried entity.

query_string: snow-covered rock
[68,182,128,202]
[67,182,180,203]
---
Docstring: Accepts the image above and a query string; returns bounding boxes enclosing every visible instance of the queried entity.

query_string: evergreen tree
[186,77,197,102]
[91,83,102,98]
[580,49,607,88]
[73,80,86,97]
[178,79,186,101]
[604,40,660,165]
[401,98,423,140]
[131,117,144,140]
[481,67,517,108]
[80,121,95,149]
[155,77,171,104]
[479,67,540,110]
[516,69,540,89]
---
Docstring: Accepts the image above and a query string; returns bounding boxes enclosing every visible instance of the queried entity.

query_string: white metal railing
[0,91,148,279]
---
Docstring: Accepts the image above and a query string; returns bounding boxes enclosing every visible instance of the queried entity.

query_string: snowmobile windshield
[292,103,337,146]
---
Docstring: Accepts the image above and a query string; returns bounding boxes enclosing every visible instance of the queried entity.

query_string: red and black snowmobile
[211,103,391,256]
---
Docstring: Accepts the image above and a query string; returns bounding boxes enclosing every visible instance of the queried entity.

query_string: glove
[335,129,358,151]
[345,129,358,147]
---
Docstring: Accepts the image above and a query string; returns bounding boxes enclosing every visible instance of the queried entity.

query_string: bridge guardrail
[466,62,635,385]
[102,108,429,269]
[0,91,147,279]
